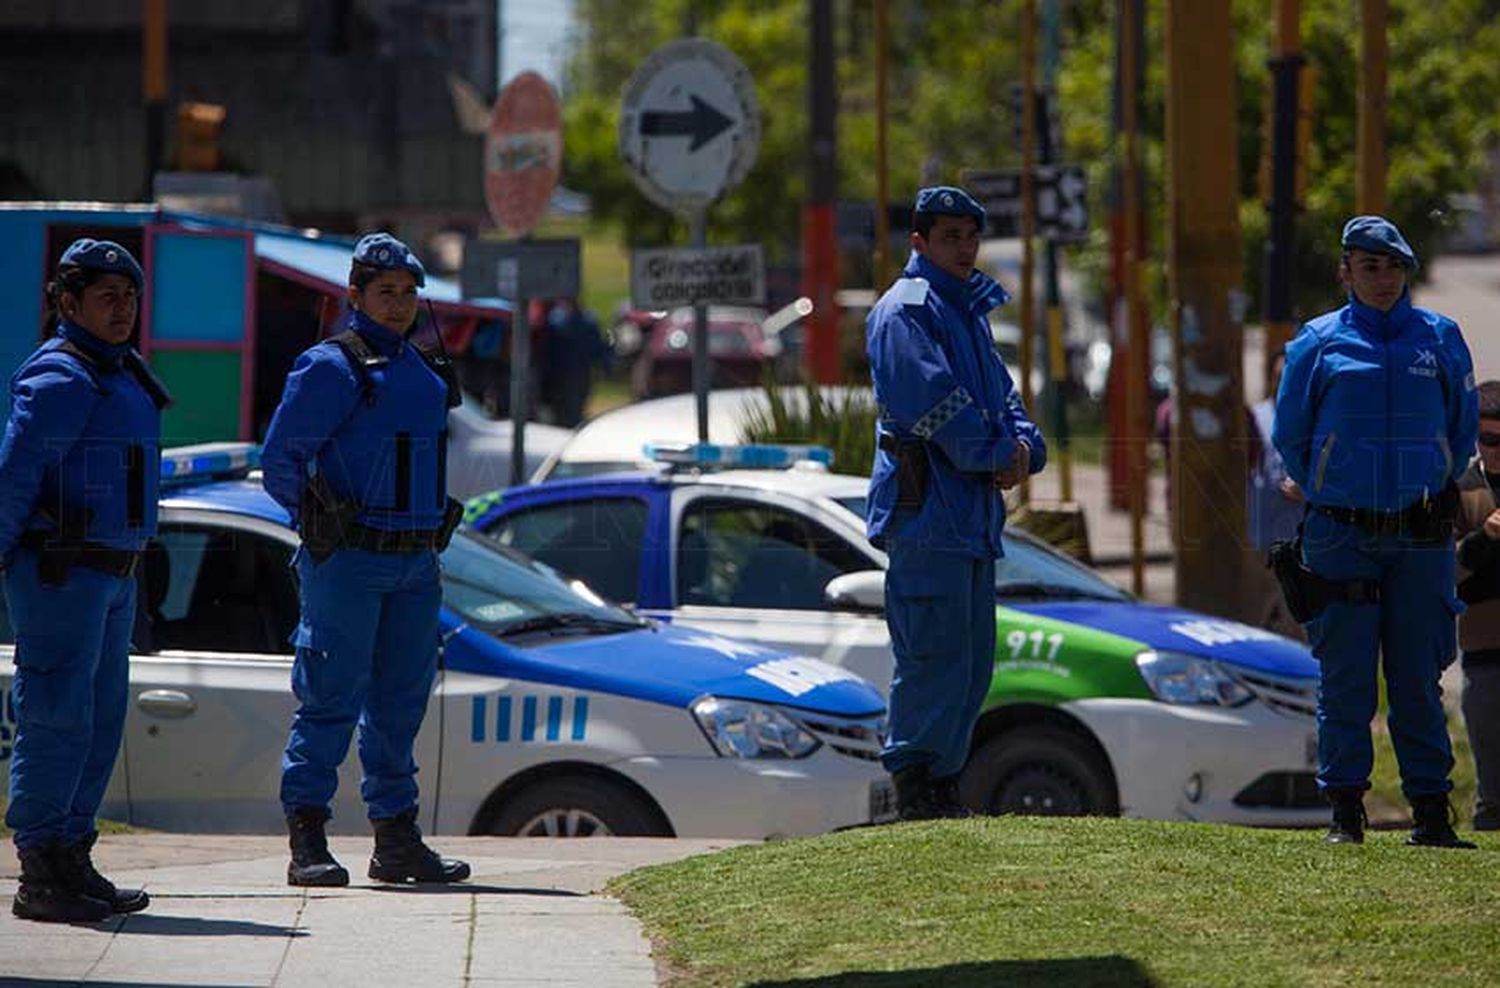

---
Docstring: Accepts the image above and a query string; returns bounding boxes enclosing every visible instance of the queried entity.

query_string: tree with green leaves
[564,0,1500,326]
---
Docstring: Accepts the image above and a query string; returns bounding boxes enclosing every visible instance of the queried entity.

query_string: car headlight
[690,697,821,759]
[1134,651,1253,707]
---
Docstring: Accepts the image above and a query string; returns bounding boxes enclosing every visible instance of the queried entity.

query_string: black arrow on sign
[640,95,734,152]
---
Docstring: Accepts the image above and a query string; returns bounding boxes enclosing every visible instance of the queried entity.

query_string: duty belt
[340,522,447,554]
[1311,501,1434,539]
[17,531,140,578]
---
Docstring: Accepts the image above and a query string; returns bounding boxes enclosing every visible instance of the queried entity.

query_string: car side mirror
[824,570,886,614]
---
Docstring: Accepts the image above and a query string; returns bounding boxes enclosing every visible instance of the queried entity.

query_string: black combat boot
[61,833,149,913]
[368,809,470,884]
[930,775,973,819]
[1407,795,1478,849]
[891,764,943,822]
[12,844,112,924]
[286,807,350,887]
[1324,790,1366,844]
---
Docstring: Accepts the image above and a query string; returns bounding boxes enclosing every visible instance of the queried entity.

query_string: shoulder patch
[1465,370,1477,392]
[894,278,930,305]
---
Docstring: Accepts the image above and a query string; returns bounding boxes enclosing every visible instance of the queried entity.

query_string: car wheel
[486,776,671,837]
[960,726,1118,817]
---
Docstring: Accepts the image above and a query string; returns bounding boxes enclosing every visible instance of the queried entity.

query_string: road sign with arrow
[618,39,760,214]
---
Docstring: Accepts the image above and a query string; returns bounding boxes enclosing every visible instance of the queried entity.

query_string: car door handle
[136,689,196,718]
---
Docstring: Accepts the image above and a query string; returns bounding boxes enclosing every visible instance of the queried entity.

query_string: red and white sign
[484,71,562,237]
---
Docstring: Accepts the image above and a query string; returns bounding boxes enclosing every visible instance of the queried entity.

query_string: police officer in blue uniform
[1,240,165,922]
[1274,216,1478,847]
[866,187,1047,820]
[262,233,469,885]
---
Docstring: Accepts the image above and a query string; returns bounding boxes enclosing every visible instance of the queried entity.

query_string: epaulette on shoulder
[893,277,930,306]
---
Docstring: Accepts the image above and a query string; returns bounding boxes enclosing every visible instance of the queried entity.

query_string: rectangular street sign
[963,165,1089,244]
[461,238,581,300]
[630,244,765,309]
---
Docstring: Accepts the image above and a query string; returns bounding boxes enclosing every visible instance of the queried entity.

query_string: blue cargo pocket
[289,622,338,660]
[885,565,954,663]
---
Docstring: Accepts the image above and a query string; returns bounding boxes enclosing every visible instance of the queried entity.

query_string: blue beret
[352,232,426,287]
[58,238,143,289]
[1341,215,1418,269]
[914,186,986,229]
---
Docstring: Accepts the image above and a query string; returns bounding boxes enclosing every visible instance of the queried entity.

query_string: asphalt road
[1417,253,1500,378]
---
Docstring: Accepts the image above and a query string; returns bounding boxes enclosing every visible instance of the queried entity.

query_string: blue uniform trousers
[1302,511,1459,798]
[3,549,134,850]
[880,540,996,779]
[280,548,442,820]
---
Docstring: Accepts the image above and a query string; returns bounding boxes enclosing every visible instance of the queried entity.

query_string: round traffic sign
[618,39,760,215]
[485,71,563,237]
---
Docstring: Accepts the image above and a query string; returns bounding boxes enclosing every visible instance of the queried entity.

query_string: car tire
[960,726,1118,817]
[485,776,672,837]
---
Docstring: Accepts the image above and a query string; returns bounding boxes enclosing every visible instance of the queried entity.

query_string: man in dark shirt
[1454,378,1500,830]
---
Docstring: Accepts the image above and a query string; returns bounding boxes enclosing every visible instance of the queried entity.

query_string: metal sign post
[619,39,761,443]
[691,211,710,443]
[477,70,566,487]
[461,240,581,486]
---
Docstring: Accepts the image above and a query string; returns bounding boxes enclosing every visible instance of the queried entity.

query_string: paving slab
[0,834,739,988]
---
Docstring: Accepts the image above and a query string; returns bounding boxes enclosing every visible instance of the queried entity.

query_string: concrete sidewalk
[1,834,737,987]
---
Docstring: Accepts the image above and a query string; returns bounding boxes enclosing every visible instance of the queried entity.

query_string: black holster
[25,504,99,587]
[435,497,464,552]
[299,476,363,564]
[880,435,929,511]
[1268,535,1381,624]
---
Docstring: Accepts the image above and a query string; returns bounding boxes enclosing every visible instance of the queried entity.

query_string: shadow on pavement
[110,913,308,938]
[0,983,258,988]
[0,981,259,988]
[363,882,581,896]
[746,955,1155,987]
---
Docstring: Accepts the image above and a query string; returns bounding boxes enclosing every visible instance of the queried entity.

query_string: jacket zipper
[1314,433,1337,493]
[1381,311,1392,507]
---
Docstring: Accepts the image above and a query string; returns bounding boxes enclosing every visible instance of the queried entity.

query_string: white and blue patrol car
[0,445,892,839]
[467,443,1328,828]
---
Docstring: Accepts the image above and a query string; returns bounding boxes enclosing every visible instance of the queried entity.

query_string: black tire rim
[994,764,1089,816]
[515,808,615,837]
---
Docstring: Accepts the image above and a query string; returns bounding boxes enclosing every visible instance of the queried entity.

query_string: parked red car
[630,306,775,398]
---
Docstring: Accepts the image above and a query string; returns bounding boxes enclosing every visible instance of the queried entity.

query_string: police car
[466,444,1327,827]
[0,445,892,839]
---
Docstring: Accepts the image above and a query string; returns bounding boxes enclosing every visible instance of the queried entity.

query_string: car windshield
[831,495,1130,602]
[439,531,646,635]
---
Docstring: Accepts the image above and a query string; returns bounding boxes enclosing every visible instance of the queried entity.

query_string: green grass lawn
[612,816,1500,988]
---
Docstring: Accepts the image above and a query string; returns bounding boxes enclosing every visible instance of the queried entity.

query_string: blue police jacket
[1273,289,1477,513]
[262,311,451,531]
[866,251,1046,557]
[0,321,161,556]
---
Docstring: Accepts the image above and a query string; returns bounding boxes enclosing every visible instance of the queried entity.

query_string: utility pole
[1018,0,1037,504]
[1263,0,1301,394]
[1041,0,1071,502]
[143,0,169,189]
[1165,0,1250,619]
[1356,0,1388,214]
[1120,0,1146,596]
[804,0,841,384]
[1108,0,1147,518]
[873,0,890,289]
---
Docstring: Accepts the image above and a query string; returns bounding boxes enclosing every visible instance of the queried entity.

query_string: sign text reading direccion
[634,247,764,307]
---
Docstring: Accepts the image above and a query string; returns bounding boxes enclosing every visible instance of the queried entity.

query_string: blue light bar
[160,442,261,484]
[642,442,834,470]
